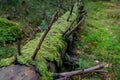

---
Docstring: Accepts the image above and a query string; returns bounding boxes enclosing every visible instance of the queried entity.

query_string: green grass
[75,1,120,79]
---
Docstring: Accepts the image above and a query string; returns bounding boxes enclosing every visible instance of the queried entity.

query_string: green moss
[0,57,14,67]
[0,10,77,79]
[0,18,22,43]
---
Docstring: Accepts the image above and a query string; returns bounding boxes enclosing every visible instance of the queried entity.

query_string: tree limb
[67,0,75,21]
[66,18,84,37]
[31,11,58,60]
[63,10,87,38]
[54,63,107,79]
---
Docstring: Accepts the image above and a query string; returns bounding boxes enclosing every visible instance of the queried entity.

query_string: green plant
[77,58,90,70]
[0,47,17,59]
[0,18,21,46]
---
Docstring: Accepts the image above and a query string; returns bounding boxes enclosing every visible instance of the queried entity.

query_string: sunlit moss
[0,57,14,67]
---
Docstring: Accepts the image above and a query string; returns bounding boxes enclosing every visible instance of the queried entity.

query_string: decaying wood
[54,63,106,79]
[94,70,108,74]
[0,3,108,80]
[31,11,58,60]
[0,10,76,80]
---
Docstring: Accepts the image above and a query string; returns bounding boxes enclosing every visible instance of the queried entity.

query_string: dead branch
[31,11,58,60]
[94,70,108,74]
[63,10,87,38]
[62,17,75,37]
[67,0,75,21]
[54,63,106,79]
[66,18,84,37]
[17,39,21,55]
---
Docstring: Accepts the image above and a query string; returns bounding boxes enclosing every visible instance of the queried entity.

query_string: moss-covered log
[0,6,78,79]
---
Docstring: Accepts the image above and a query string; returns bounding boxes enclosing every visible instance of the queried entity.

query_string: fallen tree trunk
[0,2,107,80]
[0,7,78,80]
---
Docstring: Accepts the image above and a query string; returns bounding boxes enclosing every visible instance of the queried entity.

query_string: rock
[0,64,40,80]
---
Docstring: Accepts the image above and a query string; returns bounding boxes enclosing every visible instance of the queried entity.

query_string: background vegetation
[74,0,120,79]
[0,0,120,79]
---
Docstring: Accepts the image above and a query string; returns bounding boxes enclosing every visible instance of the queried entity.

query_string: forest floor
[73,1,120,80]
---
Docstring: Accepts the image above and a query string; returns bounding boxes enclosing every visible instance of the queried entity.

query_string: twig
[17,39,21,55]
[66,18,84,37]
[62,18,75,37]
[62,10,87,38]
[94,70,108,74]
[54,63,106,79]
[31,11,58,60]
[67,0,75,21]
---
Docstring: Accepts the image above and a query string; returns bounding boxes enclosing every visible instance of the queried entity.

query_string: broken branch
[66,18,84,37]
[63,10,87,38]
[67,0,75,21]
[31,11,58,60]
[54,63,106,79]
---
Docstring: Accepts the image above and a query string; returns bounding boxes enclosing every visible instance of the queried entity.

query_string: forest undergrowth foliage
[0,0,71,59]
[74,0,120,79]
[0,0,71,34]
[0,18,21,59]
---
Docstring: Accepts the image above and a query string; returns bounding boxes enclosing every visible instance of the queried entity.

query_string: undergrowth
[0,18,21,59]
[0,11,77,80]
[75,1,120,79]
